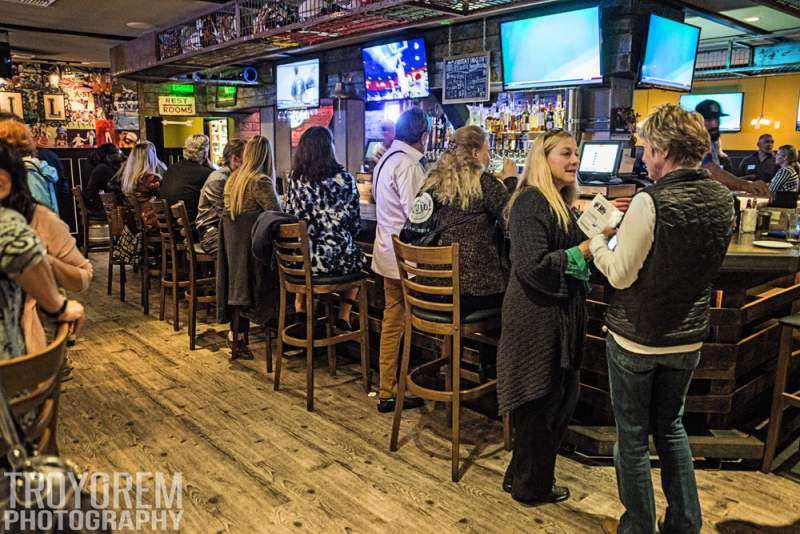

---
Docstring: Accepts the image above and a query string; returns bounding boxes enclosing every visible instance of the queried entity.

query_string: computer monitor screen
[362,38,430,102]
[679,93,744,132]
[580,142,623,175]
[500,7,602,90]
[639,15,700,92]
[276,58,320,110]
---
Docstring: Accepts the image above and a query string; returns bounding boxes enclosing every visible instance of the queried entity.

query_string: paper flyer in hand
[578,193,624,238]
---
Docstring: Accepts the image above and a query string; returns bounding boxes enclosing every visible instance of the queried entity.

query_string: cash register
[578,140,638,198]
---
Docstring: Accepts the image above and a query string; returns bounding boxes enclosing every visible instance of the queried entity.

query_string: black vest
[605,169,733,347]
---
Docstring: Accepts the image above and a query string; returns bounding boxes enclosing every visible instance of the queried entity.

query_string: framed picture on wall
[0,92,23,117]
[43,94,66,121]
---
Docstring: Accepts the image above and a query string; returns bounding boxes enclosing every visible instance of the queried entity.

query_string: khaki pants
[379,277,405,399]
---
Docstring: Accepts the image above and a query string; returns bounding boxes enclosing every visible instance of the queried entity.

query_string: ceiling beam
[0,23,135,42]
[751,0,800,19]
[679,2,772,36]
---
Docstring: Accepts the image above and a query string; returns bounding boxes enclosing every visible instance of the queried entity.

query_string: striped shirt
[769,166,799,194]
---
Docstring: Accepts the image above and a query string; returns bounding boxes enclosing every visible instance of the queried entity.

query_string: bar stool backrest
[99,193,125,238]
[170,201,198,277]
[392,235,461,326]
[0,323,69,455]
[274,221,312,288]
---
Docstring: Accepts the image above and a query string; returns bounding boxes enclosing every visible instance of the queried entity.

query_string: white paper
[578,193,624,238]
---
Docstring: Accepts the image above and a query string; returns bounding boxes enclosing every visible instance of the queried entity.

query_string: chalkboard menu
[442,52,491,104]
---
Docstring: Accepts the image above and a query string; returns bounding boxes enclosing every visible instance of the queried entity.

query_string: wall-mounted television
[679,92,744,132]
[639,14,701,92]
[276,58,320,110]
[361,38,430,102]
[796,94,800,131]
[500,6,602,90]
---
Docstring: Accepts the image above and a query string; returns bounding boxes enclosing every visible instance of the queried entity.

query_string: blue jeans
[606,334,702,534]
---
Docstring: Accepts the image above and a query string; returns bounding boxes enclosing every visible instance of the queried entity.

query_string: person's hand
[58,300,86,338]
[502,158,518,178]
[578,239,592,259]
[612,197,632,214]
[746,180,769,197]
[602,226,617,239]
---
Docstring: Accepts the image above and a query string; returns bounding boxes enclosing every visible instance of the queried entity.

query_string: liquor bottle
[537,103,546,131]
[545,104,555,130]
[522,102,530,132]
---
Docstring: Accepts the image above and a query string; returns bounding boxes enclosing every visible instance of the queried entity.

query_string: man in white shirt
[371,107,430,413]
[596,105,734,534]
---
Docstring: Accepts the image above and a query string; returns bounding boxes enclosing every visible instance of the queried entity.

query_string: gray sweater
[496,187,587,415]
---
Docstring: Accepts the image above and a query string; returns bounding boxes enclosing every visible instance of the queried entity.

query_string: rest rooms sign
[158,96,196,116]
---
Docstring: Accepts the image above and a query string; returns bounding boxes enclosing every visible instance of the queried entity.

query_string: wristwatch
[41,297,68,319]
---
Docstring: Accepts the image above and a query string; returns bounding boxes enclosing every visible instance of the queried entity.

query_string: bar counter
[356,201,799,460]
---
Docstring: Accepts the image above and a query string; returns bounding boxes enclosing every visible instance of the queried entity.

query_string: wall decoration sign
[43,94,66,121]
[442,52,491,104]
[113,83,140,130]
[60,72,98,129]
[158,95,196,116]
[0,92,23,117]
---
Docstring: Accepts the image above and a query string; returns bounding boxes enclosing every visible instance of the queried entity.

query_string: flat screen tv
[679,93,744,132]
[276,58,320,110]
[362,38,429,102]
[639,14,701,92]
[796,95,800,131]
[500,6,602,90]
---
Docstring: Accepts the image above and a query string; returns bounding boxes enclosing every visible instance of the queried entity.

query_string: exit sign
[167,83,195,95]
[158,95,196,116]
[216,86,237,106]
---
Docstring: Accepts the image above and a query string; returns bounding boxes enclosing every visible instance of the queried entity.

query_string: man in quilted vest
[593,104,734,534]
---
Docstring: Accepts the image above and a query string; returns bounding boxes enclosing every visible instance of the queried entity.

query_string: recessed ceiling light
[126,21,154,30]
[744,16,760,22]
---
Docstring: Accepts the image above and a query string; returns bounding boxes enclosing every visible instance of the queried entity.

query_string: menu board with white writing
[442,52,491,104]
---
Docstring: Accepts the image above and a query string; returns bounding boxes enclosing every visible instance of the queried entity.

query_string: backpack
[399,190,481,246]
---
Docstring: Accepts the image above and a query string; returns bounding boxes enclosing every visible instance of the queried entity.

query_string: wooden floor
[57,254,800,533]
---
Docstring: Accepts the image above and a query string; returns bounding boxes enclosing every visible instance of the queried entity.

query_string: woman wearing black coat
[497,129,591,505]
[84,143,124,214]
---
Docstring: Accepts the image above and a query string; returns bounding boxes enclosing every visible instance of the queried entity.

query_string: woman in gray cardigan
[497,129,591,505]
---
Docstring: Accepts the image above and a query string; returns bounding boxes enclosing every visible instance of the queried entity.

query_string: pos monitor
[579,141,624,183]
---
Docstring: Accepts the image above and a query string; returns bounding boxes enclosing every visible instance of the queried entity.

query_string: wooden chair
[151,199,188,331]
[273,221,370,411]
[171,201,216,350]
[71,186,107,258]
[762,313,800,472]
[390,235,507,482]
[128,195,162,316]
[99,193,132,302]
[0,323,70,455]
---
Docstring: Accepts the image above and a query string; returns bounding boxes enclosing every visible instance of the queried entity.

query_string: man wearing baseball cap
[695,99,769,196]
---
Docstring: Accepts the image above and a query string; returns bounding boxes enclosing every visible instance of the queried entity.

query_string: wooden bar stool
[762,313,800,472]
[71,186,108,258]
[273,221,370,412]
[390,235,505,482]
[151,199,188,331]
[0,322,70,455]
[128,195,162,316]
[171,201,216,350]
[98,193,132,302]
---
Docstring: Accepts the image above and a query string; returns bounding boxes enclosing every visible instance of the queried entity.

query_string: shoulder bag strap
[373,150,407,203]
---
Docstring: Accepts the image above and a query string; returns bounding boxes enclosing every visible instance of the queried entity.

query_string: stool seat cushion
[412,307,501,324]
[286,271,367,286]
[779,313,800,329]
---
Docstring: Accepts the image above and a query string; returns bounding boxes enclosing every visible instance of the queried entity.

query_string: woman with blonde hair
[497,129,590,505]
[120,141,161,229]
[220,136,280,359]
[409,124,515,313]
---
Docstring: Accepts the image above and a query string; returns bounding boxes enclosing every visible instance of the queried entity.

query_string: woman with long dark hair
[0,137,92,353]
[0,140,86,358]
[283,126,366,329]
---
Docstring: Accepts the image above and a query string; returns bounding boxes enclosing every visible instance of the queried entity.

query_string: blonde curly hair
[422,125,487,210]
[638,104,710,168]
